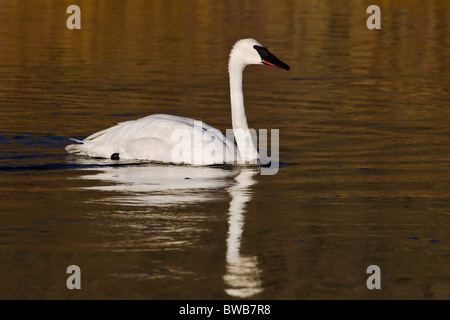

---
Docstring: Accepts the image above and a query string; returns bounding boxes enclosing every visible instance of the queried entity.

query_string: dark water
[0,0,449,299]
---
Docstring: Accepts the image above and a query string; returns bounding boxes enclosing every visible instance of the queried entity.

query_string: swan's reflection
[73,161,262,297]
[76,163,237,206]
[223,168,262,298]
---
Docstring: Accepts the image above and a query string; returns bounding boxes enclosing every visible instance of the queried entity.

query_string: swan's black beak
[253,45,290,71]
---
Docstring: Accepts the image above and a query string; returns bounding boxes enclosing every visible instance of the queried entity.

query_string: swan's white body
[66,38,289,165]
[67,113,239,164]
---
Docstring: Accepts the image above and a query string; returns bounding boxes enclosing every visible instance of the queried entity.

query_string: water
[0,0,449,299]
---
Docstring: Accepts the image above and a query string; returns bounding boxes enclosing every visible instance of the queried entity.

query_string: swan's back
[66,114,239,165]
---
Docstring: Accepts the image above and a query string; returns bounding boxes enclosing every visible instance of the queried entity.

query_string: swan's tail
[65,138,86,155]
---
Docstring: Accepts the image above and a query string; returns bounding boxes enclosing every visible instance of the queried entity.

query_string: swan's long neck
[228,60,259,164]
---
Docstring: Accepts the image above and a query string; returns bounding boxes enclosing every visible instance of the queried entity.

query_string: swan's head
[229,38,290,71]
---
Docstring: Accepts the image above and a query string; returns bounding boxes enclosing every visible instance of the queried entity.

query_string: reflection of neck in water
[224,168,262,298]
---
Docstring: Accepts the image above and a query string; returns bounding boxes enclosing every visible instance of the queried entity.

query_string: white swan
[66,38,290,165]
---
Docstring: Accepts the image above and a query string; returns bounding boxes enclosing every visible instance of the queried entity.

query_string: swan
[66,38,290,165]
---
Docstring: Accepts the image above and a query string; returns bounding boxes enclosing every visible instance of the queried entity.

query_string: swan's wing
[66,114,239,164]
[153,114,239,163]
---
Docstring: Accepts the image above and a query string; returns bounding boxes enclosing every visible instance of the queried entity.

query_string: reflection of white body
[78,164,237,205]
[76,163,262,297]
[66,38,289,165]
